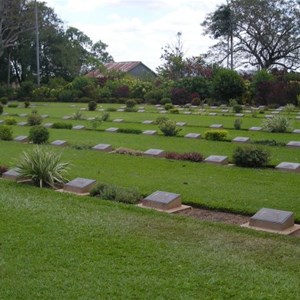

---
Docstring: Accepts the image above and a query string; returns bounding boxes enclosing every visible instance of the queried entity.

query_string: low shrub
[52,122,72,129]
[0,97,8,105]
[253,139,286,147]
[164,103,174,110]
[90,183,141,204]
[169,108,179,114]
[7,103,18,108]
[0,125,13,140]
[72,110,83,120]
[232,104,243,113]
[113,147,143,156]
[27,113,42,126]
[0,104,3,115]
[5,117,17,125]
[88,101,97,111]
[159,120,181,136]
[160,97,171,105]
[262,115,290,133]
[16,146,70,188]
[165,152,203,162]
[118,128,142,134]
[191,97,201,106]
[24,101,30,108]
[234,119,242,130]
[204,129,228,141]
[233,146,270,168]
[124,107,137,112]
[101,112,110,121]
[155,116,169,125]
[125,99,136,108]
[29,125,49,144]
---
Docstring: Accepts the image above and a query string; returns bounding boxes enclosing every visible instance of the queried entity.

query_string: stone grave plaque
[142,120,153,124]
[235,113,244,117]
[92,143,112,152]
[142,191,181,211]
[117,109,124,112]
[183,111,192,115]
[245,110,252,113]
[87,117,95,121]
[64,177,96,194]
[159,110,167,114]
[286,141,300,148]
[0,120,4,124]
[139,106,145,109]
[157,107,164,110]
[142,130,157,135]
[41,114,49,118]
[232,137,250,143]
[210,106,217,109]
[176,122,186,126]
[210,124,223,129]
[113,118,123,123]
[292,129,300,134]
[249,208,294,231]
[276,107,283,111]
[296,116,300,120]
[249,126,262,131]
[275,162,300,173]
[208,112,217,116]
[105,127,119,133]
[19,113,27,117]
[221,109,229,113]
[14,135,28,143]
[271,111,280,114]
[80,108,87,111]
[18,122,27,126]
[155,104,161,107]
[144,148,165,158]
[43,123,53,128]
[184,133,201,139]
[72,125,85,130]
[258,105,265,109]
[2,112,8,116]
[2,168,21,181]
[62,115,71,120]
[137,110,145,113]
[204,155,228,165]
[98,108,104,112]
[199,109,206,112]
[265,115,273,118]
[51,140,67,147]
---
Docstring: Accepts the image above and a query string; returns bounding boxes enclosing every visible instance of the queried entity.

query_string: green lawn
[1,180,300,299]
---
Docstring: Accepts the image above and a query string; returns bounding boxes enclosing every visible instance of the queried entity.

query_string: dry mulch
[176,207,300,237]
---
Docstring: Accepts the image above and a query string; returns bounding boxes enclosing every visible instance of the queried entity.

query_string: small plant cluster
[113,147,143,156]
[253,139,286,147]
[29,126,49,144]
[90,182,141,204]
[0,103,3,115]
[118,128,142,134]
[234,119,242,130]
[16,146,70,188]
[27,110,42,126]
[204,129,228,141]
[262,115,290,133]
[158,119,181,136]
[88,101,97,111]
[165,152,204,163]
[0,125,13,140]
[4,117,17,125]
[52,122,73,129]
[233,146,270,168]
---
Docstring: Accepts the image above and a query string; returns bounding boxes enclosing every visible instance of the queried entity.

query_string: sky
[44,0,225,72]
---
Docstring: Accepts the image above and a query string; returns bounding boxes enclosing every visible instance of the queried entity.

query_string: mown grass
[1,141,300,220]
[0,180,300,299]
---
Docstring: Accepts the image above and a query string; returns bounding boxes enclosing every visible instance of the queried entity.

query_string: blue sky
[45,0,225,71]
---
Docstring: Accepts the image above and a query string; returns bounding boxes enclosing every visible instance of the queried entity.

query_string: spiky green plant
[16,146,70,188]
[262,115,290,133]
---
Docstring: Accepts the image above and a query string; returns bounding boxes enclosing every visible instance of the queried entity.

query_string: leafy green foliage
[29,126,50,144]
[118,128,142,134]
[158,120,181,136]
[232,104,242,113]
[233,118,242,130]
[4,117,17,125]
[72,110,83,120]
[0,97,8,105]
[90,183,141,204]
[0,125,13,140]
[125,99,136,108]
[52,122,72,129]
[233,146,270,168]
[16,146,70,188]
[88,101,97,111]
[27,113,42,126]
[262,115,290,132]
[0,104,3,115]
[204,129,228,141]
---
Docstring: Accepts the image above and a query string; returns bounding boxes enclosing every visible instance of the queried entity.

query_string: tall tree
[202,0,300,70]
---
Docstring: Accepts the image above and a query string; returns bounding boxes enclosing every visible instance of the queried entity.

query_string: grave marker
[249,126,262,131]
[142,120,153,124]
[72,125,85,130]
[210,124,223,129]
[275,162,300,173]
[176,122,186,126]
[286,141,300,148]
[14,136,28,143]
[92,144,112,152]
[51,140,67,147]
[232,137,250,143]
[2,168,21,181]
[142,130,157,135]
[144,149,165,157]
[63,177,96,194]
[43,123,53,128]
[184,133,201,139]
[17,122,27,126]
[105,127,119,133]
[113,119,123,123]
[204,155,228,165]
[292,129,300,134]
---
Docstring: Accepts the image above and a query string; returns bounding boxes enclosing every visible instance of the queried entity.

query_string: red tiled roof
[104,61,141,72]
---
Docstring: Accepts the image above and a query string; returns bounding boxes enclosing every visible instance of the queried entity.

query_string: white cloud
[44,0,224,70]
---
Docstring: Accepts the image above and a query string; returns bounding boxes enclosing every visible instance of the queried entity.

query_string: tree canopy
[202,0,300,70]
